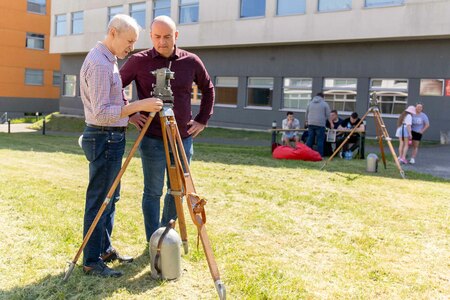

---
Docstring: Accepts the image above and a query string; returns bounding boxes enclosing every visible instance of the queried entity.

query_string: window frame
[63,75,77,97]
[323,78,358,113]
[52,71,61,86]
[71,11,84,35]
[282,77,312,111]
[246,77,273,109]
[215,76,239,107]
[179,0,199,24]
[108,5,124,23]
[25,69,44,86]
[365,0,404,8]
[130,2,146,28]
[27,0,46,15]
[153,0,171,18]
[55,14,67,36]
[369,78,409,116]
[26,33,45,50]
[240,0,266,18]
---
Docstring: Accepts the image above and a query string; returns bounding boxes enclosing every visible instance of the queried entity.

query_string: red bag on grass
[272,142,322,161]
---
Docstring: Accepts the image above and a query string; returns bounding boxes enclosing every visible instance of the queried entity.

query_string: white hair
[108,14,141,34]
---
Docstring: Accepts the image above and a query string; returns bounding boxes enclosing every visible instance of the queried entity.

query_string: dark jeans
[306,125,325,156]
[139,135,193,242]
[81,126,125,266]
[337,134,360,152]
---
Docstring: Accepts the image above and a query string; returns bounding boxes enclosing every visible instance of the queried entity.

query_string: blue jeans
[139,135,193,241]
[81,127,125,266]
[306,125,325,156]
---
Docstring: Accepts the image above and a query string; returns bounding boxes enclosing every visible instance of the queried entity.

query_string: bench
[269,128,365,159]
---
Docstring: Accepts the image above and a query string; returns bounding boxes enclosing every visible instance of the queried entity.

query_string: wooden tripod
[321,103,405,179]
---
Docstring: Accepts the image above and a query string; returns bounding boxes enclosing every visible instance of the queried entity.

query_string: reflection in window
[318,0,351,12]
[179,0,199,24]
[55,14,66,36]
[130,2,146,28]
[365,0,404,8]
[247,77,273,107]
[27,0,46,14]
[64,75,77,97]
[154,0,171,18]
[370,78,408,114]
[71,11,84,34]
[215,77,238,106]
[26,33,45,50]
[323,78,357,112]
[241,0,266,18]
[191,83,202,105]
[108,6,123,22]
[277,0,306,16]
[282,78,312,110]
[25,69,44,85]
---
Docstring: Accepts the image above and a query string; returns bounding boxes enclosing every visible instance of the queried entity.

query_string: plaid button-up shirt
[80,42,128,127]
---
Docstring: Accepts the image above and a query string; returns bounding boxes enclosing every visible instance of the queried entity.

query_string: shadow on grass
[1,132,448,184]
[0,249,169,299]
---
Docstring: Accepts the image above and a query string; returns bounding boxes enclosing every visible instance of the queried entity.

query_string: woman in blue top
[409,103,430,164]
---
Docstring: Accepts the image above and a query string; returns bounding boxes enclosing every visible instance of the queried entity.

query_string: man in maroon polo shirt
[120,15,214,242]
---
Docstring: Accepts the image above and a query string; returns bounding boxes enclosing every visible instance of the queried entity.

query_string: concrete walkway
[1,123,449,180]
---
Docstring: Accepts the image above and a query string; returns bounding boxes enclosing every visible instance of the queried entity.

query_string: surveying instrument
[321,93,405,179]
[63,67,226,299]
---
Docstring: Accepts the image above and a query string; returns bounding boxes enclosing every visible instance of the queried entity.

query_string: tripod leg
[373,110,405,178]
[160,114,189,254]
[63,112,157,281]
[373,112,387,169]
[321,109,371,170]
[162,114,226,300]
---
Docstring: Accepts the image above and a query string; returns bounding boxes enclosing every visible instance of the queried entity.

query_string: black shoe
[101,249,134,263]
[83,261,123,277]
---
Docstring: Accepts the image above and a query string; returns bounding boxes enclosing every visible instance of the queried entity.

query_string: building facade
[51,0,450,141]
[0,0,60,118]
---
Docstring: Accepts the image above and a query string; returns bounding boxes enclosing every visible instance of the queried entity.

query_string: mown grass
[0,130,449,299]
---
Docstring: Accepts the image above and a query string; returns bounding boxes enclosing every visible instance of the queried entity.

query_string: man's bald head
[150,15,178,58]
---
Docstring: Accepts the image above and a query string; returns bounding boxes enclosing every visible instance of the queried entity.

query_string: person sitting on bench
[336,112,365,155]
[281,111,300,146]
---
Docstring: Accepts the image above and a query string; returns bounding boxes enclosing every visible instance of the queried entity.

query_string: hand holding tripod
[63,68,226,299]
[321,93,405,179]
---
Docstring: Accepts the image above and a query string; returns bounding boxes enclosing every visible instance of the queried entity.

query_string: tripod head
[369,92,380,112]
[151,68,175,107]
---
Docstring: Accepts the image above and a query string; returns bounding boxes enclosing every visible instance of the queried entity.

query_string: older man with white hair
[80,14,163,277]
[120,15,215,242]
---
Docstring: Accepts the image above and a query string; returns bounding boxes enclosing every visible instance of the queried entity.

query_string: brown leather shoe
[101,249,133,263]
[83,261,123,277]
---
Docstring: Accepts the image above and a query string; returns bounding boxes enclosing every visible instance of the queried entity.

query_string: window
[26,33,44,50]
[71,11,83,34]
[215,77,238,106]
[318,0,352,12]
[53,71,61,86]
[370,78,408,114]
[154,0,171,18]
[277,0,306,15]
[25,69,44,85]
[241,0,266,18]
[282,78,312,110]
[365,0,404,8]
[179,0,199,24]
[247,77,273,108]
[63,75,77,97]
[191,83,202,105]
[419,79,443,97]
[323,78,357,112]
[27,0,46,14]
[108,6,123,22]
[55,14,66,36]
[130,2,146,28]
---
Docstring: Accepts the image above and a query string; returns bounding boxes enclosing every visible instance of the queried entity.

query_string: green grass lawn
[0,131,449,299]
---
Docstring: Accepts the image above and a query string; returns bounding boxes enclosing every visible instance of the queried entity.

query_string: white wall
[50,0,450,54]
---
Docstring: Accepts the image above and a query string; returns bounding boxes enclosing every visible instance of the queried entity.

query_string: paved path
[1,123,449,180]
